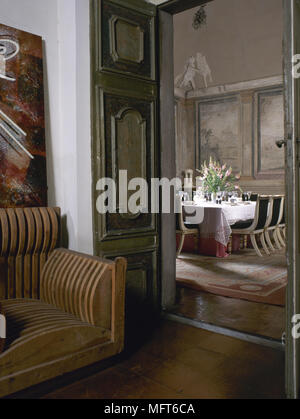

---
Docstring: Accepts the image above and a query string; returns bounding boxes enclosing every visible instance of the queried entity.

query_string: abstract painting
[0,23,47,208]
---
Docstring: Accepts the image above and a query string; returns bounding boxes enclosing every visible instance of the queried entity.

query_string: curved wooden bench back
[0,208,61,300]
[40,249,127,333]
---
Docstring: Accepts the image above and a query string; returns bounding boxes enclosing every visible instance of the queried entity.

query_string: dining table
[180,200,256,258]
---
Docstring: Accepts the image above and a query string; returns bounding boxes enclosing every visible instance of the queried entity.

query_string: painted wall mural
[198,97,241,173]
[257,90,284,174]
[194,84,285,185]
[0,23,47,208]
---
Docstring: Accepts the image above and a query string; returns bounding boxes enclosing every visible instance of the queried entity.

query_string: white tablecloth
[183,201,256,246]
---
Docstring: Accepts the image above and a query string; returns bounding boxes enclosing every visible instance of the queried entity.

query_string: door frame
[283,0,300,399]
[158,0,210,310]
[158,0,294,398]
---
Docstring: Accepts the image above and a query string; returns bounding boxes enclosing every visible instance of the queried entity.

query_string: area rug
[176,251,287,306]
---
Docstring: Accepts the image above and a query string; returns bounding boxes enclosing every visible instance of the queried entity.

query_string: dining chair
[231,195,273,257]
[250,193,259,202]
[264,195,285,251]
[176,198,199,257]
[277,205,286,246]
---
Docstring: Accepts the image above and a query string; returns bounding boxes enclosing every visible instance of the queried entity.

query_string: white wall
[75,0,93,254]
[0,0,93,253]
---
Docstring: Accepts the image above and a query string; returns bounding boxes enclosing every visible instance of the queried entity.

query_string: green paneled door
[90,0,160,336]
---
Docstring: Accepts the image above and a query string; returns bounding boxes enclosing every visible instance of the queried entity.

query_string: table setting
[177,158,256,257]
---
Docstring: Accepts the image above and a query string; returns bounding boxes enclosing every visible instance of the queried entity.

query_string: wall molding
[185,75,283,99]
[254,87,284,180]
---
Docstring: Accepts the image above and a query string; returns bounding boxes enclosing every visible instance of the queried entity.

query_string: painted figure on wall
[0,24,47,207]
[175,52,213,90]
[196,53,213,88]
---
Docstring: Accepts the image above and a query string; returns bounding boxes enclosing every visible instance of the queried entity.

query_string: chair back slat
[279,205,285,224]
[269,196,284,227]
[255,196,271,230]
[250,193,259,202]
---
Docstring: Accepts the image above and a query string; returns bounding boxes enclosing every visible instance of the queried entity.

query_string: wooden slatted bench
[0,248,127,398]
[0,207,61,300]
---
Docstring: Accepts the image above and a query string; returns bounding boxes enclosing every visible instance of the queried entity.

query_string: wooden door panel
[91,0,159,321]
[94,90,157,240]
[104,249,159,316]
[99,0,156,80]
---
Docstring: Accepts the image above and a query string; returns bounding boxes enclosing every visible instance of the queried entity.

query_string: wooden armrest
[40,249,127,340]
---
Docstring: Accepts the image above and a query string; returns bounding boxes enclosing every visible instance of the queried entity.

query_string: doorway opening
[160,0,287,347]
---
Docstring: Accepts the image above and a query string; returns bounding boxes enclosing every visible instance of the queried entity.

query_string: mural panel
[257,90,284,175]
[0,24,46,208]
[198,97,241,173]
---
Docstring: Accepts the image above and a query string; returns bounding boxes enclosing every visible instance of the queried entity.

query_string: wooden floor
[36,320,285,399]
[171,286,285,341]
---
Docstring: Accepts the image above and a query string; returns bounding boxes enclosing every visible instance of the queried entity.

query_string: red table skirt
[176,234,243,258]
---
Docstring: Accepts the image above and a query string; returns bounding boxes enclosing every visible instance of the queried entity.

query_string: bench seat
[0,299,111,376]
[0,248,126,398]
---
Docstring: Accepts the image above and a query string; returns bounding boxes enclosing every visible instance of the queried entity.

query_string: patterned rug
[176,250,287,306]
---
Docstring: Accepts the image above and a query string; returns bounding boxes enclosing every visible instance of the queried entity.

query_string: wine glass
[247,191,252,201]
[195,188,202,203]
[178,191,184,201]
[235,192,240,203]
